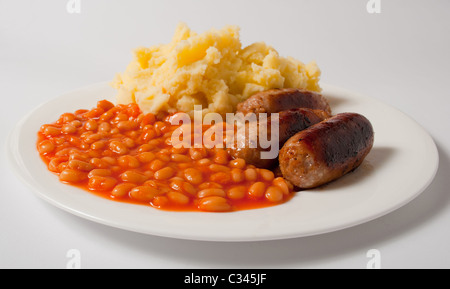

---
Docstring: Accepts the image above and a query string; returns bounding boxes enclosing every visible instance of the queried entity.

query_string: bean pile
[37,100,294,212]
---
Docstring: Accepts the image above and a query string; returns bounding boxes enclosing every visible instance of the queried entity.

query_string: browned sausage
[228,108,330,168]
[279,113,374,189]
[237,88,331,115]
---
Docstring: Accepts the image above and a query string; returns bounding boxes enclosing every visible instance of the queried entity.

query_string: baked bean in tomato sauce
[37,100,294,212]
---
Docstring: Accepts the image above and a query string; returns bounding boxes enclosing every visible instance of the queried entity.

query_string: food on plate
[279,113,374,189]
[228,107,330,169]
[36,23,375,213]
[37,100,295,212]
[111,23,321,117]
[236,88,331,116]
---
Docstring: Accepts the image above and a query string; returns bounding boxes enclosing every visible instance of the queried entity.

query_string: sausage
[228,108,330,169]
[237,88,331,115]
[279,113,374,189]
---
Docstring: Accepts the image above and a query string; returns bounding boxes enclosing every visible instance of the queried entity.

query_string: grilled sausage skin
[228,108,330,169]
[279,113,374,189]
[237,88,331,116]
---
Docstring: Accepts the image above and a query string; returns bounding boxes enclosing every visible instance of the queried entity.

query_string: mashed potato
[111,23,321,116]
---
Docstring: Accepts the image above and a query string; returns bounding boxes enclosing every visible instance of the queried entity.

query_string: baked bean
[141,114,156,126]
[227,186,246,200]
[91,140,106,150]
[198,182,222,190]
[154,121,167,135]
[230,168,244,183]
[109,141,128,155]
[67,136,82,148]
[38,140,55,154]
[98,122,111,133]
[88,150,101,158]
[122,137,135,148]
[197,158,211,166]
[170,179,184,191]
[198,196,231,212]
[84,107,104,118]
[84,119,98,131]
[144,180,170,194]
[265,186,284,203]
[88,176,117,191]
[214,149,229,165]
[152,196,169,207]
[197,188,226,198]
[182,182,197,195]
[120,170,148,184]
[61,113,76,123]
[117,155,140,169]
[171,147,188,154]
[141,129,156,142]
[99,110,114,122]
[137,152,156,163]
[62,124,77,134]
[69,152,90,162]
[111,166,121,174]
[248,182,266,199]
[149,159,166,171]
[167,191,190,205]
[110,127,120,135]
[129,186,161,202]
[82,133,103,144]
[59,169,87,183]
[88,169,111,178]
[229,158,246,169]
[68,159,93,171]
[55,148,71,157]
[209,164,229,173]
[48,157,67,173]
[244,168,258,181]
[156,152,170,162]
[70,120,82,128]
[143,170,155,179]
[272,177,290,195]
[209,172,231,185]
[148,138,162,147]
[189,149,203,160]
[102,156,117,165]
[259,169,275,182]
[154,167,175,180]
[137,144,154,153]
[117,120,137,131]
[42,126,61,136]
[114,113,128,123]
[171,154,191,163]
[97,100,114,111]
[183,168,203,185]
[57,161,69,172]
[74,109,88,116]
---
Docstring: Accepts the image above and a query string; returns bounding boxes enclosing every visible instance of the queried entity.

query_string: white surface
[7,82,438,242]
[1,0,449,268]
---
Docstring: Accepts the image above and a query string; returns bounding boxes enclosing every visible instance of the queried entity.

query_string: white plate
[7,82,439,241]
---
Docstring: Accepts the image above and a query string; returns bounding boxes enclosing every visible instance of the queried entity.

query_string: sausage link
[279,113,374,189]
[237,88,331,115]
[228,108,330,169]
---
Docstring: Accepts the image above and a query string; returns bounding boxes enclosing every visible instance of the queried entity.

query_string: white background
[1,0,449,269]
